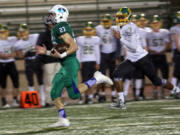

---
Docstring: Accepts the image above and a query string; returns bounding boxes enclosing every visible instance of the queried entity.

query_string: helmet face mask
[0,24,9,40]
[48,5,69,24]
[150,15,162,30]
[150,22,162,30]
[17,24,29,40]
[138,14,148,28]
[101,14,112,29]
[173,11,180,24]
[115,7,132,26]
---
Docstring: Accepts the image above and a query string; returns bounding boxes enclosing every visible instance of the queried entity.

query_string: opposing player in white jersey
[76,21,101,104]
[170,11,180,98]
[147,15,170,99]
[122,14,148,101]
[111,7,180,109]
[95,14,118,102]
[14,24,45,106]
[0,24,19,108]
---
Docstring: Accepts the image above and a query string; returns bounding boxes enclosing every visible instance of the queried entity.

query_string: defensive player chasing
[111,7,180,109]
[36,5,113,127]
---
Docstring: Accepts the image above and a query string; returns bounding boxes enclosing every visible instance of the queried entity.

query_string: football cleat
[173,87,180,99]
[110,99,126,110]
[11,100,19,108]
[2,104,11,109]
[93,71,113,85]
[48,118,70,128]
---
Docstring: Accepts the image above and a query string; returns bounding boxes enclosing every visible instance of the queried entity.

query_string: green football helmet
[138,13,149,28]
[115,7,132,26]
[150,15,162,30]
[0,24,9,40]
[17,23,29,40]
[172,11,180,24]
[101,13,112,29]
[83,21,96,37]
[131,14,140,25]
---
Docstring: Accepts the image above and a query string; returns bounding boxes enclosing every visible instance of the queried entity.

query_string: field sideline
[0,99,180,135]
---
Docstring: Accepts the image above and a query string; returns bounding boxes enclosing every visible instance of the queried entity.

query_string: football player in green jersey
[36,5,113,128]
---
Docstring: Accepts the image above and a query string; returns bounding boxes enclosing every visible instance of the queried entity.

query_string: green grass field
[0,99,180,135]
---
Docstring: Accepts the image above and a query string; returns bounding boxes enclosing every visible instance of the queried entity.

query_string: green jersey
[50,22,80,100]
[51,22,76,60]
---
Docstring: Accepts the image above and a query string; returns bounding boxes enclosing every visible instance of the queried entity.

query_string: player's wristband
[46,50,51,56]
[60,52,67,58]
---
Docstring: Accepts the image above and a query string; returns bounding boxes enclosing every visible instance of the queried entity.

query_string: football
[52,44,69,54]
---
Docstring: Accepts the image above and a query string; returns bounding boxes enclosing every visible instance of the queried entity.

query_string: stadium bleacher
[0,0,172,35]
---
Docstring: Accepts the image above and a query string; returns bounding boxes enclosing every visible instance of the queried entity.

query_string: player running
[36,5,113,127]
[111,7,180,109]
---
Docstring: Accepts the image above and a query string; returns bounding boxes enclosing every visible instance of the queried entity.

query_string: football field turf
[0,99,180,135]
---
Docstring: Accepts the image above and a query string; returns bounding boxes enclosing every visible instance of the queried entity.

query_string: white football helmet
[49,5,69,23]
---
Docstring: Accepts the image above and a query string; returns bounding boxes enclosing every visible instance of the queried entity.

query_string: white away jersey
[119,22,148,62]
[95,25,117,53]
[0,36,17,63]
[14,34,39,59]
[138,27,150,48]
[170,25,180,50]
[147,29,170,53]
[76,36,101,64]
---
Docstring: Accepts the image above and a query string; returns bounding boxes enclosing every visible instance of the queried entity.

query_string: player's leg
[138,55,180,95]
[123,79,131,101]
[49,67,70,128]
[149,55,159,99]
[0,63,9,108]
[34,60,45,107]
[98,53,108,102]
[111,60,135,109]
[81,62,96,104]
[158,55,169,99]
[109,53,117,102]
[43,63,61,106]
[9,62,19,107]
[25,60,34,91]
[50,59,113,128]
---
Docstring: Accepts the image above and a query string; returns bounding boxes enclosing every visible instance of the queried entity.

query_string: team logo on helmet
[49,5,69,23]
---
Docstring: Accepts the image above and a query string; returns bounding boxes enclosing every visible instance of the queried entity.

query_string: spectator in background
[36,17,61,107]
[0,24,19,108]
[95,14,117,102]
[14,24,45,106]
[147,15,170,99]
[170,11,180,98]
[76,21,101,104]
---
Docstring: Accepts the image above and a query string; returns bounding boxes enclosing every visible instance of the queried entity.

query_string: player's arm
[174,33,180,52]
[59,33,78,55]
[50,33,78,58]
[15,50,25,59]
